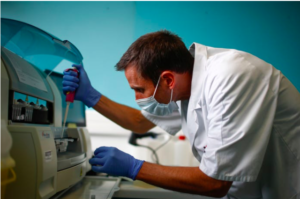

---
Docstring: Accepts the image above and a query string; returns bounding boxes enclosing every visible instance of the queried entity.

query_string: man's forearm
[136,162,232,198]
[93,95,155,133]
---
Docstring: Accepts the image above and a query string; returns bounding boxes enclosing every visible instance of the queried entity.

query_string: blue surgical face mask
[136,76,178,116]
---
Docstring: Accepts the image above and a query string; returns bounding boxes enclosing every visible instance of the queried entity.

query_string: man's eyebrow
[130,86,144,90]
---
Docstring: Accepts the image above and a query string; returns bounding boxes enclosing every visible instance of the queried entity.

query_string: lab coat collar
[185,43,208,153]
[189,43,208,59]
[188,43,208,109]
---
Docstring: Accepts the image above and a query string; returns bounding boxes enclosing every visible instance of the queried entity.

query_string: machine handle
[1,167,16,186]
[128,132,159,146]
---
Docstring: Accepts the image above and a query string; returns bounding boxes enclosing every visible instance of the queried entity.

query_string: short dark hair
[115,30,194,85]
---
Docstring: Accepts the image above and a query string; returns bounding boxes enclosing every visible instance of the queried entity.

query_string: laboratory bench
[53,176,213,199]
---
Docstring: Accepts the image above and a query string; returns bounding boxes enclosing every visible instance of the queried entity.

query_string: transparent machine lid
[1,18,83,72]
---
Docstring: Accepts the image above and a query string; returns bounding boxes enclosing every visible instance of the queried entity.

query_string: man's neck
[175,71,192,101]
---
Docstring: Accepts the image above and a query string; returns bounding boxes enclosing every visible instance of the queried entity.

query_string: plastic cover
[1,18,83,72]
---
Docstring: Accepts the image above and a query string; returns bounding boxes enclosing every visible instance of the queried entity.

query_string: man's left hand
[89,146,144,180]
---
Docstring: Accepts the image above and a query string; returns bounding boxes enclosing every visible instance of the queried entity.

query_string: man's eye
[136,89,144,93]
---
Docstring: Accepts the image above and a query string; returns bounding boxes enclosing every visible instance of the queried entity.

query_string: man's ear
[161,71,175,89]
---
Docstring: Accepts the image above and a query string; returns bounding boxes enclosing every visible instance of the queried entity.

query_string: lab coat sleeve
[141,109,182,135]
[199,51,279,182]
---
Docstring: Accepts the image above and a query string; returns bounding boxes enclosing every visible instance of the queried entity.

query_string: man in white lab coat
[63,30,300,198]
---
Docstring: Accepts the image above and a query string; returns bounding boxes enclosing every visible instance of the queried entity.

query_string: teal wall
[1,1,137,108]
[2,2,300,109]
[134,1,300,92]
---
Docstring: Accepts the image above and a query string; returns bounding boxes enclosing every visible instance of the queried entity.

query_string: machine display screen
[45,70,86,127]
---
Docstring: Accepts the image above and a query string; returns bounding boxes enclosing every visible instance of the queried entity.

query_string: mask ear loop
[152,76,161,97]
[153,75,174,103]
[169,89,173,103]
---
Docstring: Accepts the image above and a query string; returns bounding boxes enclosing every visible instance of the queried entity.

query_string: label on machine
[5,48,48,92]
[44,150,52,162]
[41,131,51,139]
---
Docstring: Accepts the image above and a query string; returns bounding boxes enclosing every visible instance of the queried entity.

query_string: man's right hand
[62,64,102,107]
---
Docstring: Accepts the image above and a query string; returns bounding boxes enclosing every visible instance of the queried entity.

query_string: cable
[129,132,172,165]
[151,135,172,164]
[155,135,172,151]
[136,144,160,164]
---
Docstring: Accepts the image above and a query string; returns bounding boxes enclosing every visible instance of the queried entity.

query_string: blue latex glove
[89,147,144,180]
[62,64,102,107]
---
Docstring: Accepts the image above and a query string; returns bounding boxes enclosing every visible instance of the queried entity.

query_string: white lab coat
[142,43,300,199]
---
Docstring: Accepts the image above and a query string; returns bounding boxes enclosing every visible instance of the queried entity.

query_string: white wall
[86,110,199,166]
